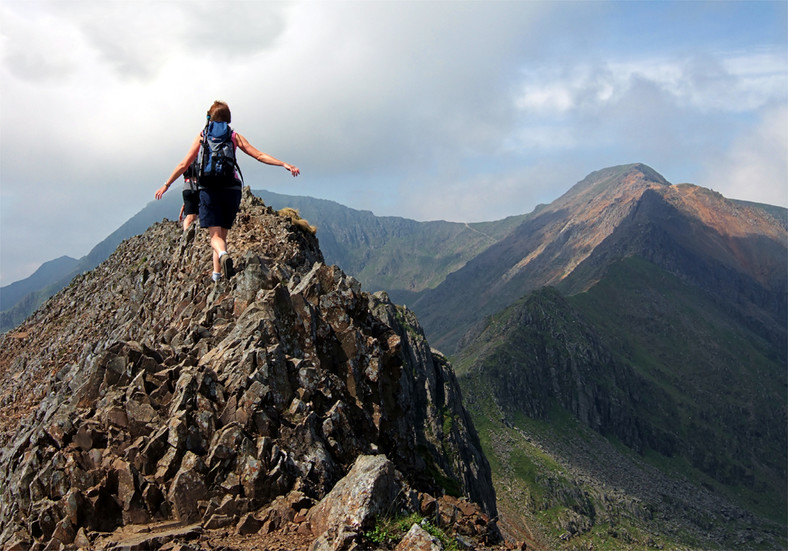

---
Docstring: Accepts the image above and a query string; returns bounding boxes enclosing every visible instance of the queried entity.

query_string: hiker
[178,162,200,231]
[155,100,300,282]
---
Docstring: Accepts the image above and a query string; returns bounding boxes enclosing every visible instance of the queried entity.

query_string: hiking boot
[220,253,234,279]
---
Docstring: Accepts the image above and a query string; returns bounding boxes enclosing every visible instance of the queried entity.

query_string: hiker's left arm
[235,133,300,177]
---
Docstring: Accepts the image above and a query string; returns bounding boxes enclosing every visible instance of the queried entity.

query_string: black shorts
[199,188,242,229]
[182,190,199,216]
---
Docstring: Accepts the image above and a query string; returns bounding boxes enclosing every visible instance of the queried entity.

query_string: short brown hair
[207,101,231,123]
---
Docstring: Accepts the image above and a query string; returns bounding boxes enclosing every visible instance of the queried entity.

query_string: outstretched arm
[235,132,300,176]
[155,134,202,199]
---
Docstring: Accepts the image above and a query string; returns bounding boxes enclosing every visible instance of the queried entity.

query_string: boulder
[307,454,400,538]
[236,512,263,535]
[168,466,207,523]
[395,523,444,551]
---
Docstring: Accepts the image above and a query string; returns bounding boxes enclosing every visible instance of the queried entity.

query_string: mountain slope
[570,257,786,496]
[0,256,78,311]
[1,163,784,549]
[455,273,786,549]
[411,164,786,355]
[255,189,528,303]
[410,164,673,353]
[0,196,184,333]
[560,184,787,347]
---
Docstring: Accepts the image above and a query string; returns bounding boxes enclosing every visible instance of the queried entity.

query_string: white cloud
[701,104,788,207]
[390,159,587,224]
[507,46,788,199]
[514,47,788,118]
[0,5,77,80]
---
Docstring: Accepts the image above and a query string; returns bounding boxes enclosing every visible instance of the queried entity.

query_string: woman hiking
[155,100,300,282]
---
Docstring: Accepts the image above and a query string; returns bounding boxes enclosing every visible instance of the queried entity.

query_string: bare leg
[208,226,229,273]
[182,214,197,231]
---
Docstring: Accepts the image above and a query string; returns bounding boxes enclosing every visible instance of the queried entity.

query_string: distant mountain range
[412,164,786,354]
[2,163,786,549]
[0,188,527,333]
[0,197,180,331]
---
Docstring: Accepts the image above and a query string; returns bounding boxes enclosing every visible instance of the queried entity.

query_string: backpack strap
[233,158,245,185]
[229,131,244,185]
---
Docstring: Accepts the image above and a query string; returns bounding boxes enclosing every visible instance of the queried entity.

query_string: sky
[1,0,786,286]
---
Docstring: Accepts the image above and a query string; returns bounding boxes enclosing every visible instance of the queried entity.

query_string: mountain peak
[559,163,670,206]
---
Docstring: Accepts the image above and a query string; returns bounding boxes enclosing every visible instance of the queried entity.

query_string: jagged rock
[309,524,358,551]
[3,538,31,551]
[0,189,498,550]
[236,512,263,535]
[50,516,76,546]
[434,495,498,544]
[203,513,234,529]
[257,490,315,534]
[168,458,208,523]
[73,527,91,548]
[420,493,439,519]
[93,522,203,550]
[394,523,443,551]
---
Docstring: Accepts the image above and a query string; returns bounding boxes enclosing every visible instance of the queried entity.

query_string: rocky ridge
[0,189,507,550]
[411,164,787,355]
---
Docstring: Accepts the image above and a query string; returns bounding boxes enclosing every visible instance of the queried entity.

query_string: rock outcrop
[0,189,499,550]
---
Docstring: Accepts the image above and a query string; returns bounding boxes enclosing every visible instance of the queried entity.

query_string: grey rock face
[0,189,496,549]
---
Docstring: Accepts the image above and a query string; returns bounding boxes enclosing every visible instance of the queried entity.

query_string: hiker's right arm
[235,133,300,177]
[155,135,202,200]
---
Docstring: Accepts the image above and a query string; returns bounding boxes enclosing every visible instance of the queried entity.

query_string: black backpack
[183,159,199,189]
[195,121,244,188]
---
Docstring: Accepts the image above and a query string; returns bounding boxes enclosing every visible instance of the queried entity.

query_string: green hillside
[460,380,786,550]
[454,256,787,549]
[570,257,785,490]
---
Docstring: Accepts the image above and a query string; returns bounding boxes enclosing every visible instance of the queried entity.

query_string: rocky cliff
[0,189,501,550]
